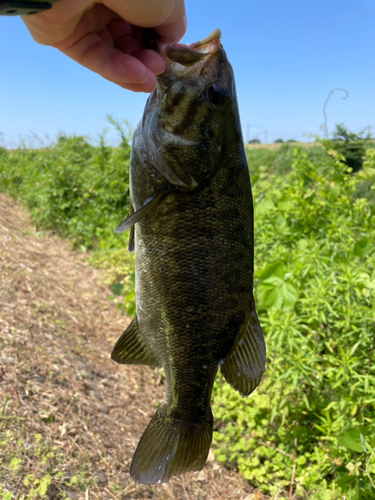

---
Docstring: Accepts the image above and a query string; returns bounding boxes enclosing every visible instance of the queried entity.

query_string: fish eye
[207,83,227,106]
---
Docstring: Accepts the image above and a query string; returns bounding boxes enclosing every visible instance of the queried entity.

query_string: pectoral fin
[128,226,135,252]
[128,200,135,253]
[114,188,168,234]
[221,311,266,397]
[111,316,160,367]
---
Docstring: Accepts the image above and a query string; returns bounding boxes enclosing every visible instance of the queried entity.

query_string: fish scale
[112,29,266,485]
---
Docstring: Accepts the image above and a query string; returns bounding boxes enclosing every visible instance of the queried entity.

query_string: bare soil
[0,193,260,500]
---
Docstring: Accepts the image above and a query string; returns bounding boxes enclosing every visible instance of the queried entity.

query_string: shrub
[212,142,375,499]
[0,119,135,310]
[331,124,374,173]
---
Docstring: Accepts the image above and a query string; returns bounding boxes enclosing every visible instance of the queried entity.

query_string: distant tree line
[248,138,297,144]
[247,124,374,172]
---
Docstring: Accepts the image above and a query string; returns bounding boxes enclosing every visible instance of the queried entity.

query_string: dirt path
[0,193,257,500]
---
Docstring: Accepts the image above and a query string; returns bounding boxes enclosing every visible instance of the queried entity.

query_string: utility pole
[265,129,268,144]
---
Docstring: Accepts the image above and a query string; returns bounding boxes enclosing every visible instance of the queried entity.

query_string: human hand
[21,0,186,92]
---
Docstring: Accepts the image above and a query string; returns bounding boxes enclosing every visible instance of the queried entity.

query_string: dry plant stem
[104,487,119,500]
[272,487,282,500]
[181,476,189,498]
[120,483,136,495]
[367,322,375,375]
[146,485,168,500]
[288,438,298,500]
[288,460,296,499]
[258,441,293,460]
[359,321,375,412]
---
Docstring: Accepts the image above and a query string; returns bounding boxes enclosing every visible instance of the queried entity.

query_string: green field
[1,125,374,499]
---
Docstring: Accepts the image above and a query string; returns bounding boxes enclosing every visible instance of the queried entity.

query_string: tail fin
[130,404,213,485]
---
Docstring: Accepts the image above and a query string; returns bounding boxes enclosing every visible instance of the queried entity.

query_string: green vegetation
[246,142,327,176]
[0,118,135,311]
[331,124,374,173]
[213,142,375,498]
[0,427,103,499]
[0,120,131,252]
[1,125,374,499]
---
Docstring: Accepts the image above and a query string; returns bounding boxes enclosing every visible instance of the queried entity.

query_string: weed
[213,143,375,498]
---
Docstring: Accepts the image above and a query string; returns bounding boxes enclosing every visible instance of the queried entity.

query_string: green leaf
[254,197,275,215]
[360,433,368,454]
[297,238,309,251]
[36,474,51,496]
[262,275,284,287]
[338,429,366,453]
[258,284,282,309]
[281,282,299,308]
[277,194,293,211]
[1,396,8,417]
[256,262,286,280]
[354,239,373,258]
[109,283,124,296]
[9,457,21,471]
[256,261,298,309]
[358,167,375,180]
[251,174,259,185]
[327,184,341,201]
[257,281,298,310]
[336,474,355,487]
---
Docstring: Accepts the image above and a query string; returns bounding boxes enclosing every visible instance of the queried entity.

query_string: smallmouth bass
[112,29,266,485]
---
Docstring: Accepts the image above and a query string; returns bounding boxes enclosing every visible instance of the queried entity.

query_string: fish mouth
[159,29,222,71]
[164,29,221,65]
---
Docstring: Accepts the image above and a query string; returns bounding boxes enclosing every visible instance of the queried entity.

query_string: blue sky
[1,0,375,146]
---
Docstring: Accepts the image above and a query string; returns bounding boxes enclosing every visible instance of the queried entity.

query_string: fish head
[142,29,242,191]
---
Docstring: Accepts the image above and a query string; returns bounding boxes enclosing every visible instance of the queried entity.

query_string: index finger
[153,0,187,44]
[104,0,187,44]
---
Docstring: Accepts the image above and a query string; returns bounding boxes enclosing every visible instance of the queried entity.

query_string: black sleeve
[0,0,59,15]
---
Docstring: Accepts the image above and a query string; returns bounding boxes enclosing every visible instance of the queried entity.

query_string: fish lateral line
[114,187,170,234]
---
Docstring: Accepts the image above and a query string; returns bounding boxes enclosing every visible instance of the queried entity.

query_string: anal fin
[111,316,160,367]
[221,311,266,397]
